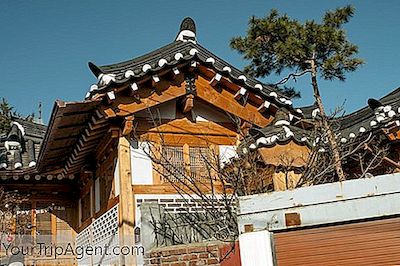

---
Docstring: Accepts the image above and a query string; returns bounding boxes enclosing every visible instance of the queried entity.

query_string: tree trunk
[310,59,345,181]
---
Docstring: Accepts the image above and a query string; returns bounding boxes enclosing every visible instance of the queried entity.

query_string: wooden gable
[100,69,275,132]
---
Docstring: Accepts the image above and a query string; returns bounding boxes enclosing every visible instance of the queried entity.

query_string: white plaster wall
[114,159,120,196]
[130,141,153,185]
[239,231,275,266]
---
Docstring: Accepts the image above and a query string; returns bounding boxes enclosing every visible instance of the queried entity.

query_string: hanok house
[0,17,302,265]
[2,16,399,266]
[0,118,78,265]
[238,88,400,265]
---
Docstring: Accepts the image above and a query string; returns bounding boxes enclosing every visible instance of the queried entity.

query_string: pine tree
[231,6,364,181]
[0,98,28,135]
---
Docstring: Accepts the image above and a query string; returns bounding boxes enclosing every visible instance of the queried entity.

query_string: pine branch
[274,69,312,86]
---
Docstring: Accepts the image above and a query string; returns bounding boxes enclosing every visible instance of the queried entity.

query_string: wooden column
[117,136,136,265]
[31,201,37,240]
[152,142,162,184]
[183,143,191,177]
[51,213,57,244]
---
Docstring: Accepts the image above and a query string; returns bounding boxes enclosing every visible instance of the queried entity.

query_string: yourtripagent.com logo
[0,237,144,261]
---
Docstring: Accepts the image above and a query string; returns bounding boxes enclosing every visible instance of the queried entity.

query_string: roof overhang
[37,99,108,174]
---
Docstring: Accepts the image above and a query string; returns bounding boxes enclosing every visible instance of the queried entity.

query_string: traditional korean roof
[298,103,319,119]
[246,108,312,151]
[246,87,400,153]
[37,99,107,175]
[336,87,400,144]
[0,118,46,172]
[86,17,298,112]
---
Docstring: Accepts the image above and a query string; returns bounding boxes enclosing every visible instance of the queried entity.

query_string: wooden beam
[234,87,247,100]
[140,132,237,146]
[51,212,57,244]
[117,136,136,265]
[172,67,180,79]
[106,91,116,103]
[258,101,271,113]
[196,76,272,127]
[102,80,187,118]
[181,94,194,113]
[152,75,160,86]
[134,117,238,137]
[183,143,190,177]
[130,83,139,94]
[96,128,120,161]
[122,115,135,136]
[103,108,117,118]
[132,183,224,195]
[198,65,268,110]
[209,73,222,86]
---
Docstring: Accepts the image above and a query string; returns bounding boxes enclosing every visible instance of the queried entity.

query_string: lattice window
[189,147,211,182]
[161,146,185,182]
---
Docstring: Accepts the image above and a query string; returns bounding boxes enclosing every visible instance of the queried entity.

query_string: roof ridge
[97,41,194,73]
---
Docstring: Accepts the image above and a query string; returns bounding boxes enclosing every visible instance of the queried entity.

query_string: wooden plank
[134,117,238,136]
[195,76,272,127]
[77,216,92,233]
[0,183,75,193]
[94,196,119,219]
[132,183,224,195]
[102,80,187,117]
[79,179,94,198]
[140,133,237,146]
[95,128,119,161]
[258,141,310,168]
[197,65,274,113]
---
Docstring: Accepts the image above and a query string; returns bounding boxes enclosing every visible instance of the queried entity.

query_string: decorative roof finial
[176,17,197,43]
[88,62,104,78]
[367,98,382,110]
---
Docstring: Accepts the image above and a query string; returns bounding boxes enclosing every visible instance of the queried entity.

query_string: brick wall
[136,195,225,214]
[144,241,241,266]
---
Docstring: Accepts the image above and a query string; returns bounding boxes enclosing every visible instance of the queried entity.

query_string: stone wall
[144,241,240,266]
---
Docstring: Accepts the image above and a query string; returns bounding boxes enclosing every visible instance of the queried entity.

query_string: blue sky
[0,0,399,122]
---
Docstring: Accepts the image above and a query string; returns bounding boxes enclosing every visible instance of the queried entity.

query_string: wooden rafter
[195,75,272,127]
[101,80,187,118]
